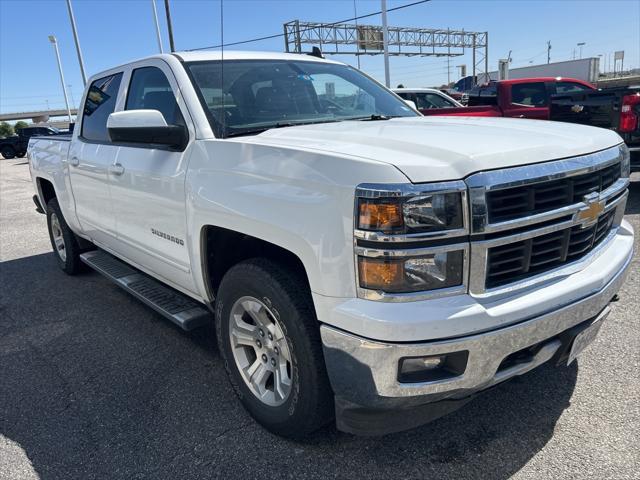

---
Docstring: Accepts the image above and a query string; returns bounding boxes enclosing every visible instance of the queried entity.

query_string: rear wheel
[46,198,83,274]
[215,259,333,438]
[1,146,15,159]
[16,152,25,158]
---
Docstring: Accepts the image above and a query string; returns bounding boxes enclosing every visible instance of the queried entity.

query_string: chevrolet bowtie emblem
[576,193,605,226]
[571,104,584,113]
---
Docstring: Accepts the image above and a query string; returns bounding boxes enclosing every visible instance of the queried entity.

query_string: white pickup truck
[28,51,634,437]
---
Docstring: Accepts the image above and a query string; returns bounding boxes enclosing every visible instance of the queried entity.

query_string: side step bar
[80,250,211,331]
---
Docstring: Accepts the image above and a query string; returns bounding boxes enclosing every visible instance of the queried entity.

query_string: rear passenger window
[81,73,123,142]
[125,67,184,126]
[555,82,591,94]
[511,83,547,106]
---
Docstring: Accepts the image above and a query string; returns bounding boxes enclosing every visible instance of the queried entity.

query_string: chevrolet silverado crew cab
[28,51,634,438]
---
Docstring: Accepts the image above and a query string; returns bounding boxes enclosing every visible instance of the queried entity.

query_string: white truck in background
[477,57,601,84]
[28,51,634,437]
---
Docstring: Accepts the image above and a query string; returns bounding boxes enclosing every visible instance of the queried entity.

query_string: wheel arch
[200,225,312,303]
[36,177,57,212]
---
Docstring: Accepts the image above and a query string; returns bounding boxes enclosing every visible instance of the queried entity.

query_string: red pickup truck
[407,77,595,119]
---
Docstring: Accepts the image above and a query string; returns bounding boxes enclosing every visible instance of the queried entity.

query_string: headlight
[620,144,631,178]
[357,183,465,234]
[358,250,464,293]
[355,182,469,299]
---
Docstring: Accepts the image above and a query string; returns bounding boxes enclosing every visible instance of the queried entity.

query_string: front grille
[486,162,620,223]
[486,209,615,288]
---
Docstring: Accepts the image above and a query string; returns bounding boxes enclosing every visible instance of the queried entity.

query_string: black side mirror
[107,110,188,150]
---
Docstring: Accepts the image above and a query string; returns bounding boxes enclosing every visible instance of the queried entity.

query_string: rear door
[553,81,594,95]
[107,60,196,292]
[68,72,123,244]
[504,82,550,119]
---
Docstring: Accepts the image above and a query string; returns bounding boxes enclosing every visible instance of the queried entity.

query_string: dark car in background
[0,126,61,159]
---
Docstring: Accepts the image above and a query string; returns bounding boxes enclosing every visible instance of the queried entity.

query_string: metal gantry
[284,20,489,83]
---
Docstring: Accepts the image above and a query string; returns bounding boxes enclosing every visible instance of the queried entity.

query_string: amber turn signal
[358,257,404,290]
[358,200,403,231]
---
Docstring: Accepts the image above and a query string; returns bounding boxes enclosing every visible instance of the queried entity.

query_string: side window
[415,92,456,109]
[555,82,591,94]
[511,82,547,106]
[81,73,123,142]
[125,67,184,126]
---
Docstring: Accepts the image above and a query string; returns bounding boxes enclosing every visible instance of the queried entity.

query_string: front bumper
[321,232,633,435]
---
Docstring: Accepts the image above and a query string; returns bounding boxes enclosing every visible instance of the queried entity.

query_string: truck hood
[239,116,622,183]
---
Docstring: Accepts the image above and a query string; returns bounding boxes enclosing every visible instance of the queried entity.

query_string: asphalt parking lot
[0,158,638,480]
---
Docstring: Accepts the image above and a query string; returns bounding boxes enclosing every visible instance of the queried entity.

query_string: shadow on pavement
[1,252,578,479]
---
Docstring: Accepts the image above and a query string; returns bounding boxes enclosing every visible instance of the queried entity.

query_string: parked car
[421,77,596,119]
[550,87,640,171]
[28,52,634,438]
[0,125,60,159]
[393,87,463,112]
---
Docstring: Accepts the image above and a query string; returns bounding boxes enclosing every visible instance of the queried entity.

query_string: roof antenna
[308,46,324,59]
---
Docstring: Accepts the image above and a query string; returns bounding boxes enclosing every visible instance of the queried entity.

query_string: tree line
[0,121,29,138]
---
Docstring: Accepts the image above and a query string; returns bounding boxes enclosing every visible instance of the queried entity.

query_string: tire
[215,258,333,438]
[16,152,25,158]
[46,198,83,275]
[1,146,16,159]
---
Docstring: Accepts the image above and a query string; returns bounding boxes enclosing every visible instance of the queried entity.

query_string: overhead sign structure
[283,20,489,85]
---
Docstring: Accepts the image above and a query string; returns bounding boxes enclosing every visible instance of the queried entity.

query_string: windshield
[185,59,418,138]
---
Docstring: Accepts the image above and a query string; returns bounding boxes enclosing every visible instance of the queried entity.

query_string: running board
[80,250,211,331]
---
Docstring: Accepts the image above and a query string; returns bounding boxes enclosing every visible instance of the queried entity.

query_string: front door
[108,61,196,293]
[504,81,550,119]
[68,72,123,244]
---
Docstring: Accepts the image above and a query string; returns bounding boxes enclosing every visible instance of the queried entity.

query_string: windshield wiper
[346,114,398,121]
[225,119,342,138]
[225,122,298,138]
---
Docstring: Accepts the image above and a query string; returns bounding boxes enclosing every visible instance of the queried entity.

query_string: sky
[1,0,639,115]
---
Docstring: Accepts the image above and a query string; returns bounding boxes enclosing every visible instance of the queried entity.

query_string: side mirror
[107,110,187,150]
[403,99,418,110]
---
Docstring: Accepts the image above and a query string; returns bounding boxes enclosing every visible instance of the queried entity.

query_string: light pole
[598,54,604,74]
[65,0,87,86]
[67,84,75,107]
[151,0,164,53]
[381,0,390,88]
[164,0,175,52]
[48,35,72,124]
[577,42,585,59]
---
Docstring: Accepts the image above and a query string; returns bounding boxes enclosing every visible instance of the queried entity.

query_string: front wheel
[46,198,83,274]
[215,259,333,438]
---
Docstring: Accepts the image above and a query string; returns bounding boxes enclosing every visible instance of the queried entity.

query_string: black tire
[16,152,25,158]
[1,146,16,159]
[46,198,83,275]
[215,258,333,438]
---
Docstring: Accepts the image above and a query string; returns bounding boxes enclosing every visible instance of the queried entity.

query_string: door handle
[109,163,125,176]
[69,156,80,166]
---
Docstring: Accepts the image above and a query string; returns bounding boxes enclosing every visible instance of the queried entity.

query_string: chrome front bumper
[321,248,632,412]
